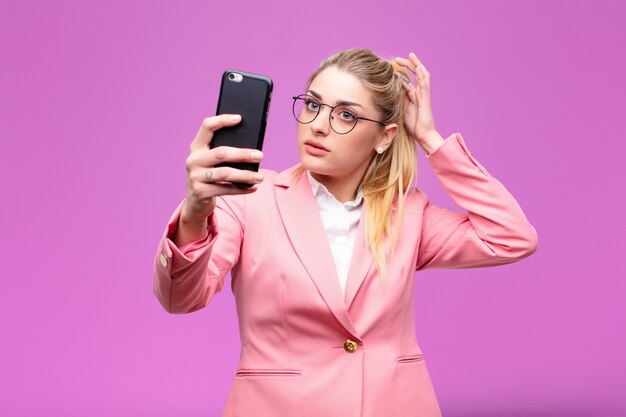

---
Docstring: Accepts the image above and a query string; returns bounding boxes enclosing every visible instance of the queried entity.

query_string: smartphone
[210,69,273,184]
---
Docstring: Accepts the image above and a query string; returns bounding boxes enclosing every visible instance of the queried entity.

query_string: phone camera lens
[229,73,235,80]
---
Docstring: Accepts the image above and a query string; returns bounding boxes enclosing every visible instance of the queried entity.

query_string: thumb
[190,114,242,151]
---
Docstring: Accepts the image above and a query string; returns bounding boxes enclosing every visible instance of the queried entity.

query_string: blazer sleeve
[415,132,538,271]
[152,195,245,313]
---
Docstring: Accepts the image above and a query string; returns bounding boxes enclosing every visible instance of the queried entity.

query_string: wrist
[173,203,210,247]
[180,212,209,229]
[417,131,444,155]
[181,199,212,227]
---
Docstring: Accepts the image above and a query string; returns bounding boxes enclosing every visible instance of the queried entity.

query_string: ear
[375,123,398,152]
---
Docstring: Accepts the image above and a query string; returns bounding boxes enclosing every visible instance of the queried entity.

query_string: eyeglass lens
[292,95,358,134]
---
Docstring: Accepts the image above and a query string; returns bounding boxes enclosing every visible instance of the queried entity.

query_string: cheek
[342,132,377,158]
[296,124,307,146]
[333,139,374,168]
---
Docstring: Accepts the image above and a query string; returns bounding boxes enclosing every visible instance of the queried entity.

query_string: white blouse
[307,171,364,296]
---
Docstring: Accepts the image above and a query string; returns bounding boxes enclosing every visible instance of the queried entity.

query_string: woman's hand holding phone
[173,114,264,247]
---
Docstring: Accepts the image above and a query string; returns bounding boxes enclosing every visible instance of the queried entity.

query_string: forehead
[308,67,374,107]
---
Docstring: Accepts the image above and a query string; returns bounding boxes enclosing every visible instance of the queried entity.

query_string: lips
[304,140,330,151]
[304,140,330,157]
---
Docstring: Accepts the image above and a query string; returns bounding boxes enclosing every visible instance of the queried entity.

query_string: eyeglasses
[292,94,386,135]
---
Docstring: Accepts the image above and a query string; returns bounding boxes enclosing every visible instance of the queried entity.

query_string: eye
[304,98,320,111]
[338,110,356,121]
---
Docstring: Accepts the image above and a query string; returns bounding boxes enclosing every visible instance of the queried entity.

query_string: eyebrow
[307,90,364,108]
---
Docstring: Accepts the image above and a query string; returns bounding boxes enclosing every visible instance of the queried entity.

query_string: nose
[309,105,331,136]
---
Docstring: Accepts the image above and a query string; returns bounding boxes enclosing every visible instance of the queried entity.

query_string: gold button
[159,252,168,268]
[343,339,358,353]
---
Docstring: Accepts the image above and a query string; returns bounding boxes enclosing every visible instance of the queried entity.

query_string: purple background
[1,1,625,416]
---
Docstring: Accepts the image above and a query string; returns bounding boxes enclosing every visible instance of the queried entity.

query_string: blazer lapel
[343,207,374,310]
[274,167,359,337]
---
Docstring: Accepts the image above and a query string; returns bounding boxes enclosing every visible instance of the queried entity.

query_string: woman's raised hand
[182,114,264,221]
[394,53,443,152]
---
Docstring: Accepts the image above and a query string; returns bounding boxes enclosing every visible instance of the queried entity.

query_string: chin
[299,154,334,176]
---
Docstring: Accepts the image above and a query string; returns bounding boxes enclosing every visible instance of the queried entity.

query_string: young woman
[153,48,538,417]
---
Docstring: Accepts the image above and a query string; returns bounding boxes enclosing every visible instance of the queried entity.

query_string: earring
[376,146,385,154]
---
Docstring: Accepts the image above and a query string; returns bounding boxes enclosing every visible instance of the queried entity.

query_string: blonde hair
[295,48,418,285]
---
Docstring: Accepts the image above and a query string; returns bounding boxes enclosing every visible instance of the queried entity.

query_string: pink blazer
[153,132,538,417]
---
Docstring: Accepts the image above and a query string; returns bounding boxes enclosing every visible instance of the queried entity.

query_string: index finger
[394,56,418,75]
[408,52,430,77]
[190,114,242,151]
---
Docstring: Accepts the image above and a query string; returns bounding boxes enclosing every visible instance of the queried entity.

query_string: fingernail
[251,150,263,160]
[229,114,241,121]
[254,173,264,181]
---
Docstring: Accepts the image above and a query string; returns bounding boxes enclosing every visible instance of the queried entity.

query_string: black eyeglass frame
[292,94,386,135]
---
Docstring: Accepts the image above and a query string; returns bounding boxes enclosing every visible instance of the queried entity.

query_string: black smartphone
[210,69,273,184]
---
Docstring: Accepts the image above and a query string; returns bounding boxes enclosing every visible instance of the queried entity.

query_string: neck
[310,169,365,203]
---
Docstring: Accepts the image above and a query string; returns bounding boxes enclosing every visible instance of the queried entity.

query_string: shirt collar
[306,170,364,208]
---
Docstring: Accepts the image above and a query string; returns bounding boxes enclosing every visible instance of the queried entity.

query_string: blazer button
[160,252,168,268]
[343,339,358,353]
